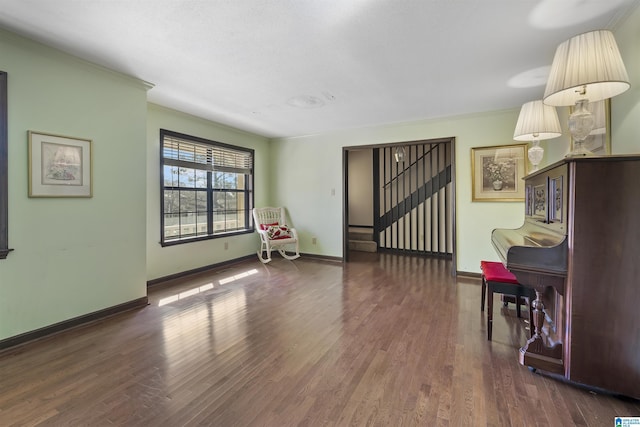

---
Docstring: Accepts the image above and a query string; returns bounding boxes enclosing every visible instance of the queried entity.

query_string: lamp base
[528,141,544,171]
[565,140,594,158]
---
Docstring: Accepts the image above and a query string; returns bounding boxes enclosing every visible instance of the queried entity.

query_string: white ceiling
[0,0,637,139]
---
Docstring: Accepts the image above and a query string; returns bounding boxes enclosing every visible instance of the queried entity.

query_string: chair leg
[481,276,487,312]
[487,284,494,341]
[257,250,271,263]
[257,241,272,263]
[486,283,533,341]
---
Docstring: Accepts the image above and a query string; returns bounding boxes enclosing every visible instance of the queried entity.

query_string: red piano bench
[480,260,534,341]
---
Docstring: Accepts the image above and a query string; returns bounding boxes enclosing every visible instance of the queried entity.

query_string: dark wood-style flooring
[0,252,638,426]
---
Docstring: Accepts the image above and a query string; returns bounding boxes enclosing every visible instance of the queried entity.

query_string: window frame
[159,129,254,247]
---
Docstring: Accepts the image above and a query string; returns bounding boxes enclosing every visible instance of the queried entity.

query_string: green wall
[0,30,148,341]
[269,9,640,273]
[546,7,640,159]
[0,5,638,342]
[270,109,533,272]
[611,4,640,154]
[146,104,269,281]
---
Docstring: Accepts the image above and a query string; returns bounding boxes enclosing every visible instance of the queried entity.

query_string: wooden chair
[252,207,300,264]
[480,260,534,341]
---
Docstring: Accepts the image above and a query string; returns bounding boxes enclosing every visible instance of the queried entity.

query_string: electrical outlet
[224,242,229,250]
[312,237,317,245]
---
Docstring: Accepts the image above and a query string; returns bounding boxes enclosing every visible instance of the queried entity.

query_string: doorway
[343,137,456,274]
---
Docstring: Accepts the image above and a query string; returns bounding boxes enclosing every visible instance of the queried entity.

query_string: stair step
[349,240,377,252]
[348,231,374,241]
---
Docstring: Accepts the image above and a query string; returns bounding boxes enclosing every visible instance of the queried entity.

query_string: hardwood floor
[0,252,638,426]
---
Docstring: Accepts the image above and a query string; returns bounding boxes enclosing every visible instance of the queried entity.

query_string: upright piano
[491,156,640,399]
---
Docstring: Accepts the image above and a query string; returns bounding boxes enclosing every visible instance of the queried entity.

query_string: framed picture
[471,143,528,202]
[550,176,563,223]
[570,99,611,155]
[533,183,547,220]
[525,185,533,216]
[28,131,93,197]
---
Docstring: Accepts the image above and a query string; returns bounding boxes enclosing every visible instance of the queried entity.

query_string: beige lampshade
[513,100,562,141]
[543,30,630,106]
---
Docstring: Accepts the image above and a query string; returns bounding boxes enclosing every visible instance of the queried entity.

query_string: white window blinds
[162,134,253,174]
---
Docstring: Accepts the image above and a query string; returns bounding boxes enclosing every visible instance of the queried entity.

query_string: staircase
[376,140,453,256]
[348,227,377,252]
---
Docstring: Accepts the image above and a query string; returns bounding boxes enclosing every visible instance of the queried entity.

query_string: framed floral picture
[471,143,528,202]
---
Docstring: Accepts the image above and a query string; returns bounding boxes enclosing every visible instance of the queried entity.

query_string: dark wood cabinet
[493,155,640,399]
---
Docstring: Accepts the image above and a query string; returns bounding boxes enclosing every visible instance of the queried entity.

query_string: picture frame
[569,99,611,155]
[532,183,547,219]
[28,131,93,197]
[525,185,533,216]
[471,143,528,202]
[550,176,563,223]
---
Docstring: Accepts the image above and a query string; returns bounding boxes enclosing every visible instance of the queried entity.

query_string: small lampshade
[513,100,562,141]
[543,30,630,107]
[514,100,561,171]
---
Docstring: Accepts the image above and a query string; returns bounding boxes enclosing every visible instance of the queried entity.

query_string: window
[160,129,254,246]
